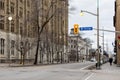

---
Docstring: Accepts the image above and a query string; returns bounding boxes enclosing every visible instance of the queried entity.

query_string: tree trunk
[34,39,40,65]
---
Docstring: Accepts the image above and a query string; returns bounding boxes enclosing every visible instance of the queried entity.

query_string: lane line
[84,73,94,80]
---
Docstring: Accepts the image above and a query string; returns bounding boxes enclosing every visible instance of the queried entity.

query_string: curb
[85,64,96,70]
[1,62,78,67]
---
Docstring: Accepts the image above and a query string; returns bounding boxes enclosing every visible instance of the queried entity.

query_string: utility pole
[103,27,105,55]
[96,0,101,69]
[80,0,100,69]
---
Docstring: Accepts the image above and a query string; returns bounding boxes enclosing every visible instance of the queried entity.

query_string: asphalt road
[0,62,95,80]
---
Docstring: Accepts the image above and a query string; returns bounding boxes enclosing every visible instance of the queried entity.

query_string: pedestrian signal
[74,24,79,34]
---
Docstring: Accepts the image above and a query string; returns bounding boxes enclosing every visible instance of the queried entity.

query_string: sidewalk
[88,63,120,80]
[0,62,62,67]
[0,63,10,67]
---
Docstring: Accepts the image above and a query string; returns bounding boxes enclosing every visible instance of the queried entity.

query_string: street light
[8,16,12,66]
[8,16,12,21]
[80,0,100,69]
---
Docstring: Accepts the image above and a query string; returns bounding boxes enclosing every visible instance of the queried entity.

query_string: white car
[90,58,96,62]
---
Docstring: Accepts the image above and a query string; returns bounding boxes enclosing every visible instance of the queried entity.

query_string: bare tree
[83,38,93,44]
[15,38,36,65]
[13,0,37,65]
[32,0,59,65]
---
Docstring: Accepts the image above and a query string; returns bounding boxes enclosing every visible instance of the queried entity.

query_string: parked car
[90,58,96,62]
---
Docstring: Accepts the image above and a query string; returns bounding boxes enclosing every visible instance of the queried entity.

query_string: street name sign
[80,27,93,31]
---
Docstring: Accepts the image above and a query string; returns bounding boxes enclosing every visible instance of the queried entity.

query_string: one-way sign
[80,27,93,31]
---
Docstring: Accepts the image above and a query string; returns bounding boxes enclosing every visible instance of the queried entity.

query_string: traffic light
[74,24,79,34]
[114,40,117,53]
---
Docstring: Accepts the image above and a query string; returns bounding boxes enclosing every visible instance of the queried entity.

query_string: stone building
[68,29,92,62]
[36,0,69,63]
[0,0,68,64]
[0,0,35,63]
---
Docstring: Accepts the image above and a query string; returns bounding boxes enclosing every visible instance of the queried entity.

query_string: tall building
[114,0,120,65]
[0,0,69,64]
[36,0,69,63]
[0,0,36,63]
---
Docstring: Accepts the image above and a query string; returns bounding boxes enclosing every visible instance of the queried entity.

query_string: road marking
[80,64,95,70]
[84,73,94,80]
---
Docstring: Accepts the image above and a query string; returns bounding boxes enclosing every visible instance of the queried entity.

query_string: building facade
[68,29,92,62]
[36,0,69,63]
[0,0,68,64]
[114,0,120,65]
[0,0,36,63]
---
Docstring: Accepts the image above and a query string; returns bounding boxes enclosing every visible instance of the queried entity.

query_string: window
[11,40,15,55]
[27,0,30,7]
[74,45,76,48]
[20,0,23,3]
[11,20,14,32]
[28,26,30,37]
[0,1,4,10]
[74,40,76,43]
[6,19,9,31]
[27,11,30,21]
[20,42,23,47]
[0,38,5,55]
[20,23,23,35]
[0,15,4,29]
[6,0,9,14]
[10,2,14,14]
[0,20,4,29]
[27,43,30,57]
[19,7,23,18]
[44,0,47,6]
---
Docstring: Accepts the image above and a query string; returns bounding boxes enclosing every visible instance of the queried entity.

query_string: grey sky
[69,0,115,53]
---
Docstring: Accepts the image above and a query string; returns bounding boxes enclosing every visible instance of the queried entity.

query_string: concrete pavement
[87,63,120,80]
[2,62,120,80]
[0,61,95,80]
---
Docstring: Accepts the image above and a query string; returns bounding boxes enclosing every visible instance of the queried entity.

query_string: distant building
[68,28,92,61]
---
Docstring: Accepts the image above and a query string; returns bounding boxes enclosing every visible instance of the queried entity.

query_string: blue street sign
[80,27,93,31]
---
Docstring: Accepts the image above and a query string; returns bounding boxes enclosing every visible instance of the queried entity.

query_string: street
[0,62,120,80]
[0,62,95,80]
[0,0,119,80]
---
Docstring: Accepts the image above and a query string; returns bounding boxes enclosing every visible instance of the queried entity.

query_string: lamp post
[80,0,100,69]
[8,16,12,65]
[59,35,63,63]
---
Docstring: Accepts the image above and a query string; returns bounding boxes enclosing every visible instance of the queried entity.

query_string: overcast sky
[68,0,115,53]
